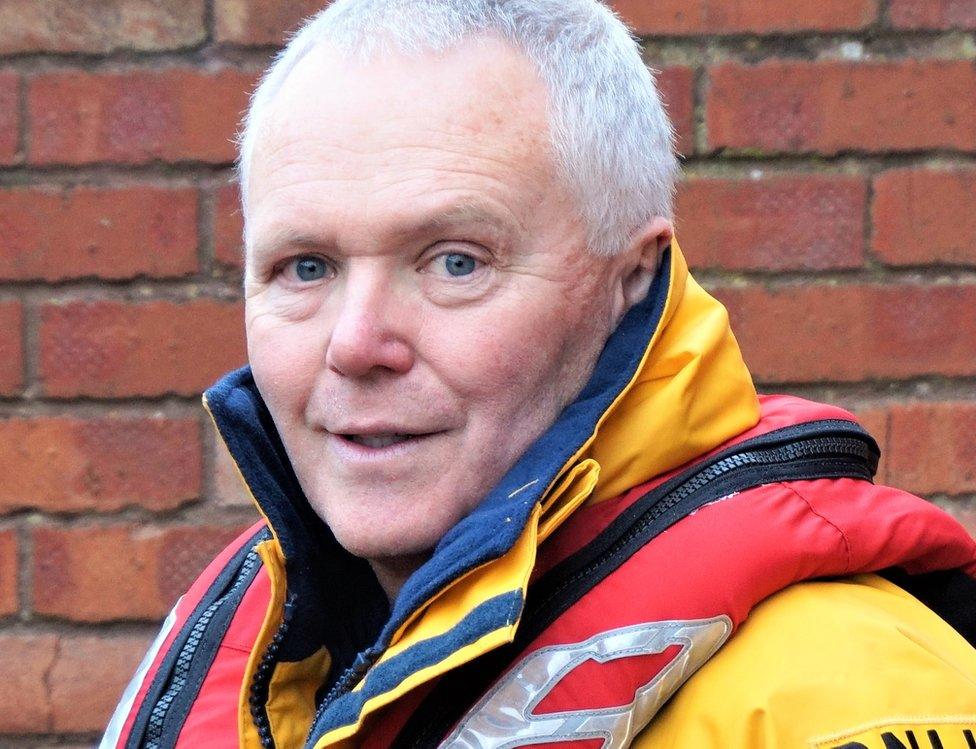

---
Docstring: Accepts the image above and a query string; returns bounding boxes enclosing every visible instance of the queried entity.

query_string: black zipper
[391,420,879,747]
[303,646,382,747]
[142,549,261,749]
[528,434,874,620]
[248,607,292,749]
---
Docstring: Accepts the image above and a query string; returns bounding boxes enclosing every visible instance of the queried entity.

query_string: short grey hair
[237,0,679,256]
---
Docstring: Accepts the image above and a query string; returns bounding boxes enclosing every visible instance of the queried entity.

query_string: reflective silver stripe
[99,600,181,749]
[440,616,733,749]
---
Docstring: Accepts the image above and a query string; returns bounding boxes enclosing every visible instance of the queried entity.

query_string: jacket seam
[778,481,853,574]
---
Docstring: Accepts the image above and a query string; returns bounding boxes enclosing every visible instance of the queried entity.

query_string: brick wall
[1,1,974,744]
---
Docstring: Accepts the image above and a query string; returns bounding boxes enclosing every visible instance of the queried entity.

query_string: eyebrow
[422,201,517,235]
[249,199,519,261]
[249,227,327,262]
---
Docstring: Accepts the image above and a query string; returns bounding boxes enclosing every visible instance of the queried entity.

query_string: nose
[325,275,415,378]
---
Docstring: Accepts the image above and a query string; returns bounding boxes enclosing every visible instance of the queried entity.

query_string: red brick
[50,634,153,733]
[707,60,976,155]
[212,425,254,507]
[0,417,201,514]
[889,0,976,29]
[27,68,257,165]
[887,402,976,496]
[848,406,889,484]
[215,182,244,268]
[0,0,205,54]
[715,284,976,383]
[0,632,151,734]
[872,168,976,267]
[39,299,245,398]
[0,529,17,616]
[215,0,328,45]
[33,524,247,621]
[0,301,23,395]
[678,175,866,271]
[0,185,198,281]
[656,66,695,157]
[613,0,877,34]
[0,71,18,164]
[0,633,57,732]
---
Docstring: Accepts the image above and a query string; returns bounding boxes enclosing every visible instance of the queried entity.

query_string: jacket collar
[205,240,760,742]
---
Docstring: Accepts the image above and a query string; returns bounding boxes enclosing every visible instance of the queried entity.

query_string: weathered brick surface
[0,0,206,54]
[613,0,878,34]
[0,185,198,281]
[0,301,24,395]
[0,632,151,734]
[27,68,257,165]
[212,425,253,507]
[0,529,17,616]
[33,524,248,622]
[872,168,976,267]
[656,66,695,157]
[887,402,976,496]
[707,60,976,154]
[0,71,18,164]
[889,0,976,29]
[214,182,245,268]
[49,634,153,732]
[4,3,976,743]
[215,0,327,45]
[39,300,246,397]
[715,284,976,383]
[0,417,201,514]
[678,175,866,271]
[849,406,889,484]
[0,633,57,732]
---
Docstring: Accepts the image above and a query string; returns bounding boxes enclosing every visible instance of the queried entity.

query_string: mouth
[340,433,423,449]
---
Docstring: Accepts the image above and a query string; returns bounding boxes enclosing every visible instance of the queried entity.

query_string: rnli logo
[812,720,976,749]
[440,616,732,749]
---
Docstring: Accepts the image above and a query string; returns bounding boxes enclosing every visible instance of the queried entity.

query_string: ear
[610,217,674,328]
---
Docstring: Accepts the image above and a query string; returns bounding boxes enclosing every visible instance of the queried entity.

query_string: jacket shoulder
[634,574,976,748]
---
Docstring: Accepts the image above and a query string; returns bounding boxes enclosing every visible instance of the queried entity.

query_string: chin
[336,530,432,561]
[308,478,482,560]
[322,506,448,563]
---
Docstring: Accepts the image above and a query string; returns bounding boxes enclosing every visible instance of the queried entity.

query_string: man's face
[245,38,630,572]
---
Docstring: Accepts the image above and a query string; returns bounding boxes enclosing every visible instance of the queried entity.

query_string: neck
[370,551,432,602]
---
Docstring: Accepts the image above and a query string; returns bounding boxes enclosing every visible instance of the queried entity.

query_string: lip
[325,429,446,463]
[327,422,439,436]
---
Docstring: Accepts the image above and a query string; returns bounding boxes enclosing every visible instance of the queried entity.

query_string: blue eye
[294,256,329,281]
[443,253,477,277]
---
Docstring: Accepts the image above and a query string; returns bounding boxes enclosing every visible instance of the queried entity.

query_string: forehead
[246,37,563,238]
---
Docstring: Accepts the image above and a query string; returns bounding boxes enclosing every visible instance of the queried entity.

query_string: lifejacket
[101,243,976,748]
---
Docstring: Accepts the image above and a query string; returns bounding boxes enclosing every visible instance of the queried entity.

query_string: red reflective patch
[532,644,683,715]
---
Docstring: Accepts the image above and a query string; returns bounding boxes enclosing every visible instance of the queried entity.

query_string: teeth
[347,433,413,448]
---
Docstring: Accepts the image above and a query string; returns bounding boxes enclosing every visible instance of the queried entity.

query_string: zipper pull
[250,597,295,749]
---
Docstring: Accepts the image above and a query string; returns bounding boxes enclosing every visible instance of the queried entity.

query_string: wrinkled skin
[244,37,670,598]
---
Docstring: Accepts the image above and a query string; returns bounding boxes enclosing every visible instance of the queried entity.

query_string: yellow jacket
[104,241,976,748]
[639,575,976,748]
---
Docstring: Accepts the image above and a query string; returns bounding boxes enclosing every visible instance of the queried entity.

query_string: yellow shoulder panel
[634,574,976,748]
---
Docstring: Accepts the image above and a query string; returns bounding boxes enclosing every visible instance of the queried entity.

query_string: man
[103,1,976,747]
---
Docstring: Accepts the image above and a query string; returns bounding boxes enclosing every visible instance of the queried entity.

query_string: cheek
[487,295,609,404]
[429,301,591,410]
[246,307,325,417]
[449,311,538,383]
